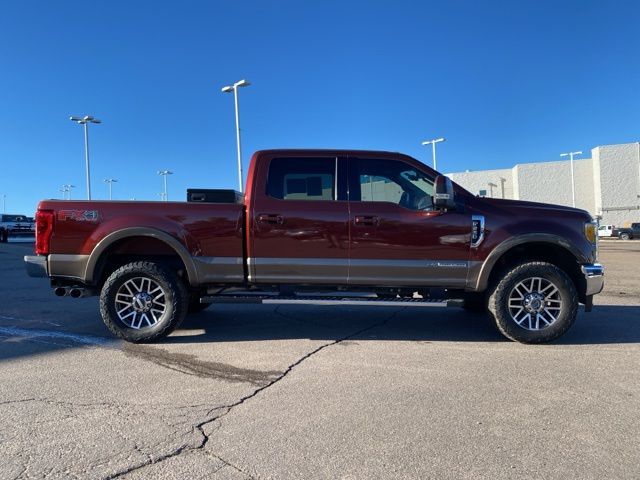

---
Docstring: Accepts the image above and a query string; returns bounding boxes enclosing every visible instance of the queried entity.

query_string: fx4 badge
[58,210,100,222]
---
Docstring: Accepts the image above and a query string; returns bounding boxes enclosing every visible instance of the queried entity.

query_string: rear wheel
[99,261,188,343]
[620,232,631,240]
[488,262,578,343]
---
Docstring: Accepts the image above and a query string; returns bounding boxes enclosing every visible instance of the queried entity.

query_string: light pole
[70,115,101,200]
[104,178,118,200]
[560,151,582,208]
[2,194,5,213]
[488,182,497,198]
[421,137,446,171]
[221,79,251,192]
[157,170,173,202]
[63,184,75,200]
[59,186,69,199]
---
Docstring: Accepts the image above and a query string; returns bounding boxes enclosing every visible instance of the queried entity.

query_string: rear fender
[85,227,199,285]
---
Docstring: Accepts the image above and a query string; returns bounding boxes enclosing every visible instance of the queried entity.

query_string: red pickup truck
[25,149,604,343]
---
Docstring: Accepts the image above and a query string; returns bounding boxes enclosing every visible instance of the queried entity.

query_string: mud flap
[584,295,593,312]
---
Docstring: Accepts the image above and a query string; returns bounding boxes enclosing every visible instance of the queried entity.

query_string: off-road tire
[99,261,188,343]
[488,262,578,344]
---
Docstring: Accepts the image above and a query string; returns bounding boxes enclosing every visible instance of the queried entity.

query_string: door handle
[354,215,379,226]
[257,213,284,225]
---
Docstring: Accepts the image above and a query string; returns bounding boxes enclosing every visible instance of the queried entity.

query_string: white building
[446,142,640,226]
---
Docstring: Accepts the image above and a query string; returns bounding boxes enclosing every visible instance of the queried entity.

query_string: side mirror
[434,175,456,210]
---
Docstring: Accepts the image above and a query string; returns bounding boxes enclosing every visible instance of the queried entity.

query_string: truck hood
[478,197,592,219]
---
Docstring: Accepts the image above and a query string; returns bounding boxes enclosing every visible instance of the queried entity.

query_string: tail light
[35,209,54,255]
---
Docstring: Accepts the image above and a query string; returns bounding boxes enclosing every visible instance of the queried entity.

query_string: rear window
[266,157,336,201]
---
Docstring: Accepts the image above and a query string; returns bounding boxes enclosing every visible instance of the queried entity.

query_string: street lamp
[70,115,101,200]
[59,186,69,199]
[157,170,173,202]
[560,151,582,208]
[421,137,446,171]
[488,182,498,198]
[221,79,251,192]
[2,194,6,213]
[104,178,118,200]
[63,184,75,200]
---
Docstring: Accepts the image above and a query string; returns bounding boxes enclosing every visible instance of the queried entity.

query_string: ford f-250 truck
[25,149,604,344]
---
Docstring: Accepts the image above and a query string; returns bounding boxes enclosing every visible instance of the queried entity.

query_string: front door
[348,156,471,287]
[249,155,350,284]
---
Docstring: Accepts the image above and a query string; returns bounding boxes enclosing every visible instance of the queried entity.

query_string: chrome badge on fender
[58,210,100,222]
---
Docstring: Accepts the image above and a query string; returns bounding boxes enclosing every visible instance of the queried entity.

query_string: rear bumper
[581,263,604,296]
[24,255,48,278]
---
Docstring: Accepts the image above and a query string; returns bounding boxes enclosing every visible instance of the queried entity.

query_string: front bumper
[24,255,48,278]
[581,263,604,295]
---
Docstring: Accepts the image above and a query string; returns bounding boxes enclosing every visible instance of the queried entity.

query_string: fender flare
[84,227,199,285]
[472,233,588,291]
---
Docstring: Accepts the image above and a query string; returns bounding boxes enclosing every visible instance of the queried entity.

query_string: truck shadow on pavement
[165,303,640,346]
[1,304,639,365]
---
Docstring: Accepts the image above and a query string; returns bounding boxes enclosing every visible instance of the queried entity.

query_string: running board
[201,295,464,308]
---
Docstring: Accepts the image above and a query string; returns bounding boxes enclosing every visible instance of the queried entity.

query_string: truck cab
[597,225,614,238]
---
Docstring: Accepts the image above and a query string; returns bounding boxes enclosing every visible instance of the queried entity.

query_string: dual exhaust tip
[54,286,91,298]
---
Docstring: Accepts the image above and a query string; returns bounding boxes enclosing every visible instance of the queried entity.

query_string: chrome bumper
[24,255,48,278]
[581,263,604,296]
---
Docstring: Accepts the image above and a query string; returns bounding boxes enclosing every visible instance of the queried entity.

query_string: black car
[617,222,640,240]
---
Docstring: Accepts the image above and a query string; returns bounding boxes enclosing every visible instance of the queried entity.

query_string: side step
[201,295,463,308]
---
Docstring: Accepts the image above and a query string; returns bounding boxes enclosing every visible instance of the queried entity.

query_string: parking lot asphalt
[1,239,639,479]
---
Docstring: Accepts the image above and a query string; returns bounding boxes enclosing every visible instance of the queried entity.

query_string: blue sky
[1,0,639,214]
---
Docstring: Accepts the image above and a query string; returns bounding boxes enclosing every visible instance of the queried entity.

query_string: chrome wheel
[115,277,167,329]
[508,277,562,331]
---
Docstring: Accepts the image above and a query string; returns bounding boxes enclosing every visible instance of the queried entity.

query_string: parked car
[0,214,35,242]
[25,149,604,344]
[617,223,640,240]
[597,224,615,238]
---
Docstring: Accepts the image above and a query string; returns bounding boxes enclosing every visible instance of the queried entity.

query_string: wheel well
[94,236,191,288]
[486,242,586,303]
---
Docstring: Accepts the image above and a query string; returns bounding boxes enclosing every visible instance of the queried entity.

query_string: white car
[597,224,615,238]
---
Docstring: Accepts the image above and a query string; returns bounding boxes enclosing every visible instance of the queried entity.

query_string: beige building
[446,142,640,226]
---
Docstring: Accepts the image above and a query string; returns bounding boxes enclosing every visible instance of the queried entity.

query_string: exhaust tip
[54,287,68,297]
[69,288,83,299]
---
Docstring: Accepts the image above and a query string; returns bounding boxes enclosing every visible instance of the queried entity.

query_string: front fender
[469,233,589,291]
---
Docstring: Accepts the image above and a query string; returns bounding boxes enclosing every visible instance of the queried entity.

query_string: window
[267,157,336,201]
[353,159,434,211]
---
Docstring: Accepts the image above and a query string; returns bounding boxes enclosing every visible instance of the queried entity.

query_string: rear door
[347,156,471,287]
[248,154,350,284]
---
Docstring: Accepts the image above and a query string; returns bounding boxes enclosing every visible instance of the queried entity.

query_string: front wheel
[488,262,578,343]
[99,261,188,343]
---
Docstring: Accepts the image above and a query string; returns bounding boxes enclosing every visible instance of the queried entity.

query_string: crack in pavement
[104,308,404,479]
